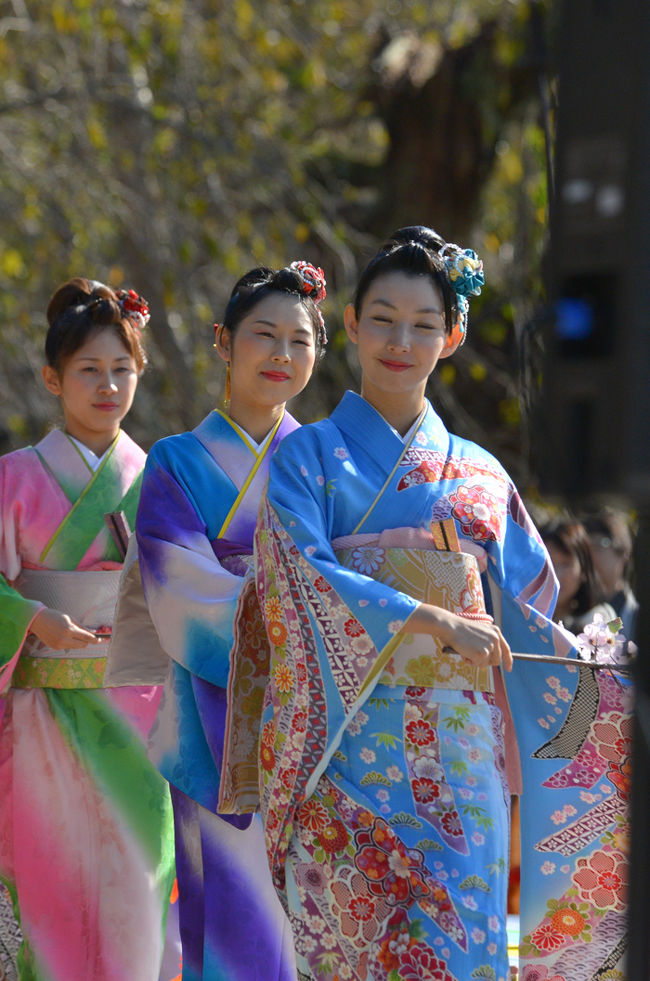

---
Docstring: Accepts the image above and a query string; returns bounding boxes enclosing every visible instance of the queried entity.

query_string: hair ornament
[437,244,484,298]
[116,288,150,332]
[290,259,328,348]
[435,243,484,349]
[290,260,327,304]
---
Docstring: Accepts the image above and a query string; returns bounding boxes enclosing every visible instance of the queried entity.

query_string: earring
[223,363,231,408]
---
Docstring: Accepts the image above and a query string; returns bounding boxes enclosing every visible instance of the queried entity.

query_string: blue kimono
[223,391,579,981]
[137,409,298,981]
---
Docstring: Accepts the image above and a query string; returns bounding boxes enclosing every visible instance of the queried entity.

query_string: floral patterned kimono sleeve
[492,490,631,979]
[228,428,421,886]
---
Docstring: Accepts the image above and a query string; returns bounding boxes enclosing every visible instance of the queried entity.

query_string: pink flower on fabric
[521,966,566,981]
[573,848,628,910]
[334,446,349,460]
[294,861,328,895]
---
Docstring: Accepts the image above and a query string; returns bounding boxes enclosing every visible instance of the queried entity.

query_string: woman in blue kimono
[221,227,578,981]
[135,261,327,981]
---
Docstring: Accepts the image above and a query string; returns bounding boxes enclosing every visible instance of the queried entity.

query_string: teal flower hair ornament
[438,244,485,298]
[437,243,484,348]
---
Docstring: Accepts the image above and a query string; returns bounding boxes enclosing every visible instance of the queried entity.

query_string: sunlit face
[344,271,454,408]
[42,329,138,452]
[218,292,317,419]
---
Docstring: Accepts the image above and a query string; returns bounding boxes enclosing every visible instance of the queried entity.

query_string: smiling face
[344,270,456,433]
[42,328,138,455]
[216,291,317,440]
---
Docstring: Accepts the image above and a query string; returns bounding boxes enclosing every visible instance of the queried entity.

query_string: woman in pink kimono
[0,279,175,980]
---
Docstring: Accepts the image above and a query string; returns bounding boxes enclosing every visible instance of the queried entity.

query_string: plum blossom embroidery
[573,848,627,910]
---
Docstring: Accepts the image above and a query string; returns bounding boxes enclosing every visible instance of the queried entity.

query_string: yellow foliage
[87,119,108,150]
[2,249,26,278]
[439,363,456,386]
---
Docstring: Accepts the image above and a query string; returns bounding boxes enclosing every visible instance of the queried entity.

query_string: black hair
[541,517,606,616]
[222,265,325,359]
[45,277,147,372]
[352,225,459,333]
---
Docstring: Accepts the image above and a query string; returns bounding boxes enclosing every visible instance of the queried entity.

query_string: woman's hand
[29,608,102,650]
[406,604,513,671]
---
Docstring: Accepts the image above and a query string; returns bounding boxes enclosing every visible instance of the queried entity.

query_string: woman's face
[344,271,450,408]
[219,291,317,418]
[546,541,583,610]
[42,328,138,453]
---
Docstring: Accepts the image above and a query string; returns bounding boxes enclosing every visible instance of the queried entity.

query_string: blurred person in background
[582,507,638,641]
[540,517,616,634]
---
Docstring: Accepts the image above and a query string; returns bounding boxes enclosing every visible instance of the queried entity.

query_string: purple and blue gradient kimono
[136,408,298,981]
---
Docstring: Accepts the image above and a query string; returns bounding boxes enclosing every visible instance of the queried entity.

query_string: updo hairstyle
[222,265,327,359]
[45,277,148,373]
[352,226,459,333]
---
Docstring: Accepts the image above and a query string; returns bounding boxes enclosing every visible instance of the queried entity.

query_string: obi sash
[11,568,121,689]
[220,526,495,817]
[333,538,494,694]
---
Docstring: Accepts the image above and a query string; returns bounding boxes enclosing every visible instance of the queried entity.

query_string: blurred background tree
[0,0,555,483]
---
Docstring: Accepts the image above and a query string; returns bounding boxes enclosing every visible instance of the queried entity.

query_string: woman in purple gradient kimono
[135,261,327,981]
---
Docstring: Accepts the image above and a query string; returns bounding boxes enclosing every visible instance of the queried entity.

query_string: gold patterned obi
[11,568,120,689]
[334,536,494,693]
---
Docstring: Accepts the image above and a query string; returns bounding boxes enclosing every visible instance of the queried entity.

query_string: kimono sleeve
[266,432,419,651]
[136,442,242,689]
[0,457,43,691]
[491,483,558,617]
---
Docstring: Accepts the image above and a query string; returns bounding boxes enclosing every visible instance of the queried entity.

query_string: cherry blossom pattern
[328,868,391,948]
[573,848,628,911]
[521,966,567,981]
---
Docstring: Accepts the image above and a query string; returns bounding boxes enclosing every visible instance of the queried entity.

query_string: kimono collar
[192,408,298,460]
[330,391,447,454]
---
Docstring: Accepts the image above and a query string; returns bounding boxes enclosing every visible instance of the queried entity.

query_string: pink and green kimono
[0,429,175,981]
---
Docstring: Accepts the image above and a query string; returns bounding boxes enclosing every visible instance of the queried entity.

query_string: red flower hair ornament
[116,288,151,334]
